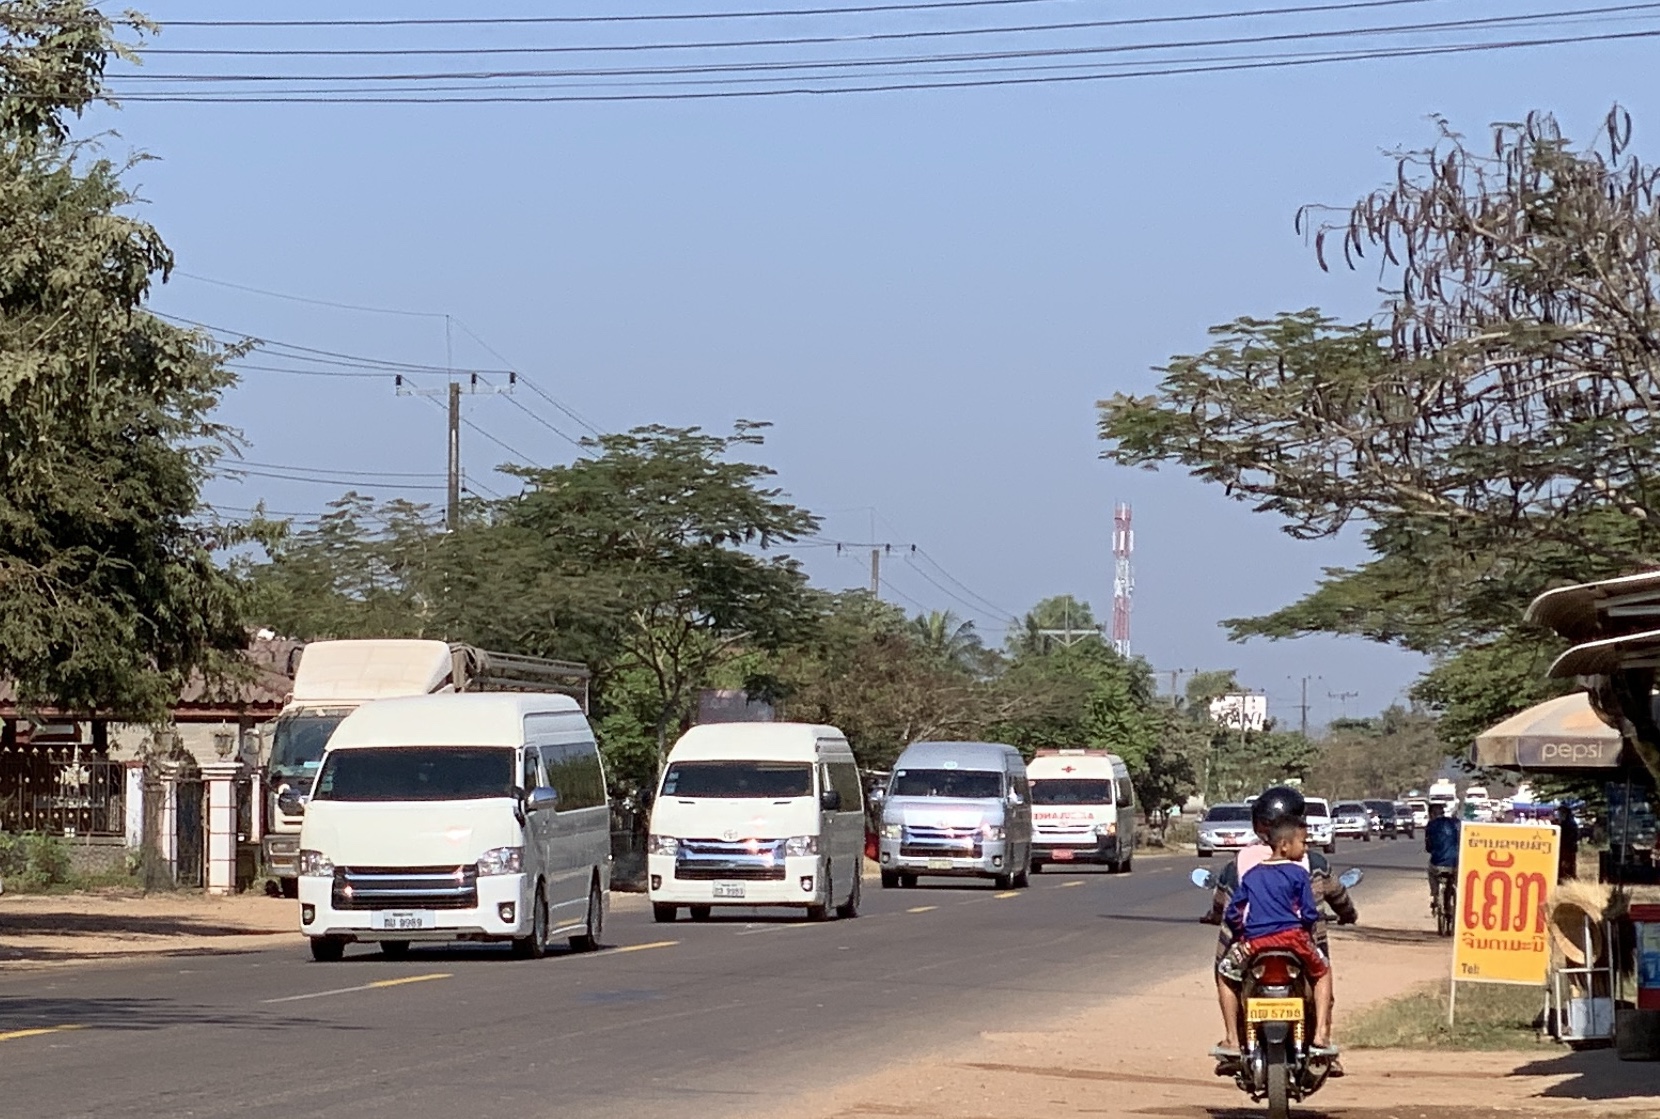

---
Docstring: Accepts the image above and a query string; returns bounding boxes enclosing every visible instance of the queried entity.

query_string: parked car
[1305,797,1335,854]
[1364,799,1401,839]
[1332,801,1372,842]
[1196,803,1255,858]
[1391,800,1417,839]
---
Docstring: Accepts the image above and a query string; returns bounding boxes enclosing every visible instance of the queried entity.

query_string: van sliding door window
[540,743,606,810]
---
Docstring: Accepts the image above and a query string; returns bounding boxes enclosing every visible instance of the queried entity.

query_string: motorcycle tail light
[1252,956,1294,986]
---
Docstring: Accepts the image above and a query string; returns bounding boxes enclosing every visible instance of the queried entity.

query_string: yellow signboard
[1451,822,1560,985]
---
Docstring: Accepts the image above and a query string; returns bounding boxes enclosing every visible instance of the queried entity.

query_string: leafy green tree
[1007,594,1101,657]
[1308,706,1450,800]
[0,2,250,719]
[1100,108,1660,782]
[907,610,984,672]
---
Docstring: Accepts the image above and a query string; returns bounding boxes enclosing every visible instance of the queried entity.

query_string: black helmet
[1251,785,1306,833]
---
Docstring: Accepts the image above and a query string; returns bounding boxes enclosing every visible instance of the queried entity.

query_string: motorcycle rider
[1425,801,1460,911]
[1203,786,1355,1067]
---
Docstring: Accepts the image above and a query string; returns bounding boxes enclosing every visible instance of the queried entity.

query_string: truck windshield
[890,769,1002,799]
[1030,779,1113,805]
[269,713,347,773]
[312,747,515,802]
[661,761,813,799]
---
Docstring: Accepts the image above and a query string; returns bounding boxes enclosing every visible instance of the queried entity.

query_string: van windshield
[661,761,813,799]
[312,747,515,802]
[891,768,1002,799]
[1030,779,1113,805]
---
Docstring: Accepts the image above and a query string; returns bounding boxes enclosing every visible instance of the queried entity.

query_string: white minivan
[294,693,610,961]
[647,723,865,923]
[1025,749,1136,874]
[877,740,1034,889]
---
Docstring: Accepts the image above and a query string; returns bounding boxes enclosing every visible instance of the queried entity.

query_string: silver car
[1332,801,1372,842]
[1196,803,1255,858]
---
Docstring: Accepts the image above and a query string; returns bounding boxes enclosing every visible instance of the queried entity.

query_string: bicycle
[1430,868,1457,937]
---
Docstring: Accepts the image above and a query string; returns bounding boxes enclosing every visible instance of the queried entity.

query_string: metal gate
[175,778,206,888]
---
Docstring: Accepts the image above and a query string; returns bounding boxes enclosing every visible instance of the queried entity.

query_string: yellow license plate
[1246,998,1303,1023]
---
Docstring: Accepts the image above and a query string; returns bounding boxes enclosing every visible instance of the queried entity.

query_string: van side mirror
[1007,791,1024,806]
[820,789,842,811]
[528,786,560,811]
[868,788,886,805]
[276,788,306,818]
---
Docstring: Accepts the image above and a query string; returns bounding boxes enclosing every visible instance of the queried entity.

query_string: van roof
[895,740,1022,770]
[327,692,584,750]
[1026,753,1122,776]
[666,722,848,763]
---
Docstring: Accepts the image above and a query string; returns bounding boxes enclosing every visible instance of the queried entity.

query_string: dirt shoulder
[0,889,303,970]
[761,871,1660,1119]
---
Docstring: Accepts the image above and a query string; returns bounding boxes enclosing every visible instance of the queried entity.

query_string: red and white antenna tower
[1112,502,1134,657]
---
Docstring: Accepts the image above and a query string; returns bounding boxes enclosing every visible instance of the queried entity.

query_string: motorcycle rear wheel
[1265,1048,1290,1119]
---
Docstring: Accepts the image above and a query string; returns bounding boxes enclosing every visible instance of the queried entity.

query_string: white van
[647,723,865,923]
[878,740,1033,889]
[1025,749,1135,874]
[294,693,610,961]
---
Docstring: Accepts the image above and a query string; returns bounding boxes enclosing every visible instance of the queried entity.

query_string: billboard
[1209,693,1268,732]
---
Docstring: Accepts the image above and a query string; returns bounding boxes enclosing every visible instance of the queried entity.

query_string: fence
[0,749,126,837]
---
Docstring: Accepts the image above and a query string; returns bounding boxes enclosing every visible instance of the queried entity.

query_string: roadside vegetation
[1346,981,1548,1052]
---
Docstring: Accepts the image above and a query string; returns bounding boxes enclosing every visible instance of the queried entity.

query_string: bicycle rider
[1424,802,1460,912]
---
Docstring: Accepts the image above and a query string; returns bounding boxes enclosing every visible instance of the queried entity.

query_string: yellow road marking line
[611,940,678,954]
[1059,881,1084,888]
[262,972,451,1004]
[0,1025,86,1043]
[994,890,1020,899]
[907,905,937,913]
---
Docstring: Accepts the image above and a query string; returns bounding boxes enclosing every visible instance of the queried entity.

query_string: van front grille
[332,865,478,911]
[674,837,790,882]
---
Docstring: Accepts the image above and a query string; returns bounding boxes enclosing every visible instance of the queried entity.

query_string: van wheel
[994,872,1013,890]
[569,879,604,952]
[1013,866,1031,889]
[1030,860,1044,875]
[689,905,713,922]
[808,869,833,921]
[309,936,345,962]
[899,873,917,888]
[880,870,899,889]
[836,873,861,919]
[652,903,678,924]
[512,886,549,959]
[379,940,410,959]
[1120,855,1133,874]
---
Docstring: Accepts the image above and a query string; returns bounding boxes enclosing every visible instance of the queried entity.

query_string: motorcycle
[1191,864,1364,1119]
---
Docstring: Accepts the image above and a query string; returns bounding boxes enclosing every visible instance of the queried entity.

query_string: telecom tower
[1112,502,1134,657]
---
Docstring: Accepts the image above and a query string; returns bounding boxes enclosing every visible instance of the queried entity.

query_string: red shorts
[1219,926,1329,983]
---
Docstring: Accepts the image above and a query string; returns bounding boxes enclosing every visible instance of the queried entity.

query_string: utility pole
[1296,675,1322,738]
[446,381,462,530]
[870,548,881,597]
[396,370,517,532]
[1328,690,1359,720]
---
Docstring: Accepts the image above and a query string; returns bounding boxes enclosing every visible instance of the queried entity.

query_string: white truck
[262,639,589,896]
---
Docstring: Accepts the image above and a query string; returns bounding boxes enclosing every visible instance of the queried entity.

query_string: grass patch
[1345,979,1547,1051]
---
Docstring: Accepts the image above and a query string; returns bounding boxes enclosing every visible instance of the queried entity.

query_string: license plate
[1246,998,1304,1023]
[927,859,953,870]
[1053,849,1076,861]
[373,911,435,931]
[713,882,745,899]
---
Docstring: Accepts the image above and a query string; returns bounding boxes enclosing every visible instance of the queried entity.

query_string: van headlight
[881,823,902,839]
[648,834,679,856]
[784,835,819,856]
[297,849,334,877]
[1094,822,1118,837]
[980,823,1006,841]
[477,846,524,876]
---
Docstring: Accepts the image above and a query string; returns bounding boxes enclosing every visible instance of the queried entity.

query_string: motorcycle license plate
[1246,998,1303,1023]
[927,859,953,870]
[1052,849,1075,861]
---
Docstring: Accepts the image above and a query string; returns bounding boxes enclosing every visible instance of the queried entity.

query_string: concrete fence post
[202,760,245,896]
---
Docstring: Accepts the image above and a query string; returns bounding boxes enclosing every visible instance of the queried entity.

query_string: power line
[230,459,445,479]
[172,271,447,318]
[447,319,604,437]
[909,547,1015,619]
[221,467,450,490]
[501,392,584,449]
[136,1,1453,56]
[104,27,1660,102]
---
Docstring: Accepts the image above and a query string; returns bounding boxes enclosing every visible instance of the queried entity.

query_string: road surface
[0,839,1425,1118]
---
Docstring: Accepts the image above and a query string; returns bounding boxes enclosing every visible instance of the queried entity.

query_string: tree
[1307,706,1450,800]
[907,610,984,672]
[1099,108,1660,782]
[0,2,250,719]
[1007,594,1102,656]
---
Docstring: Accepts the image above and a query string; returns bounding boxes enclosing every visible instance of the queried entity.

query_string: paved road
[0,840,1426,1118]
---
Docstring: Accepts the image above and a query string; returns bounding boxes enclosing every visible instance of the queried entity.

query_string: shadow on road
[0,912,287,937]
[1509,1048,1660,1101]
[1096,913,1201,926]
[0,996,362,1033]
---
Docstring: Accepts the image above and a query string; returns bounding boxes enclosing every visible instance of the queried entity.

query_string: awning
[1548,628,1660,679]
[1527,570,1660,644]
[1472,692,1626,770]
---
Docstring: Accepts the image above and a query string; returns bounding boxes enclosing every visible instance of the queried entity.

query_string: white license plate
[713,882,745,899]
[373,911,435,931]
[927,858,953,870]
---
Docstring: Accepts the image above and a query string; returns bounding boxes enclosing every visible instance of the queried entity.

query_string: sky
[82,1,1660,727]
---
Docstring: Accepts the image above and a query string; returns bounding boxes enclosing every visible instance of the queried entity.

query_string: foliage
[1099,108,1660,782]
[1006,594,1101,657]
[1345,980,1543,1051]
[0,2,252,720]
[907,610,987,673]
[1306,705,1451,800]
[0,830,70,889]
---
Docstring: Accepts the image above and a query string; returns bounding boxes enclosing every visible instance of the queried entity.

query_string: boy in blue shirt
[1216,816,1337,1056]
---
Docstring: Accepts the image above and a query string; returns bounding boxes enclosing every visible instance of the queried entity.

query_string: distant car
[1391,801,1417,839]
[1405,798,1430,830]
[1333,801,1372,842]
[1197,803,1255,858]
[1304,797,1335,854]
[1364,799,1401,839]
